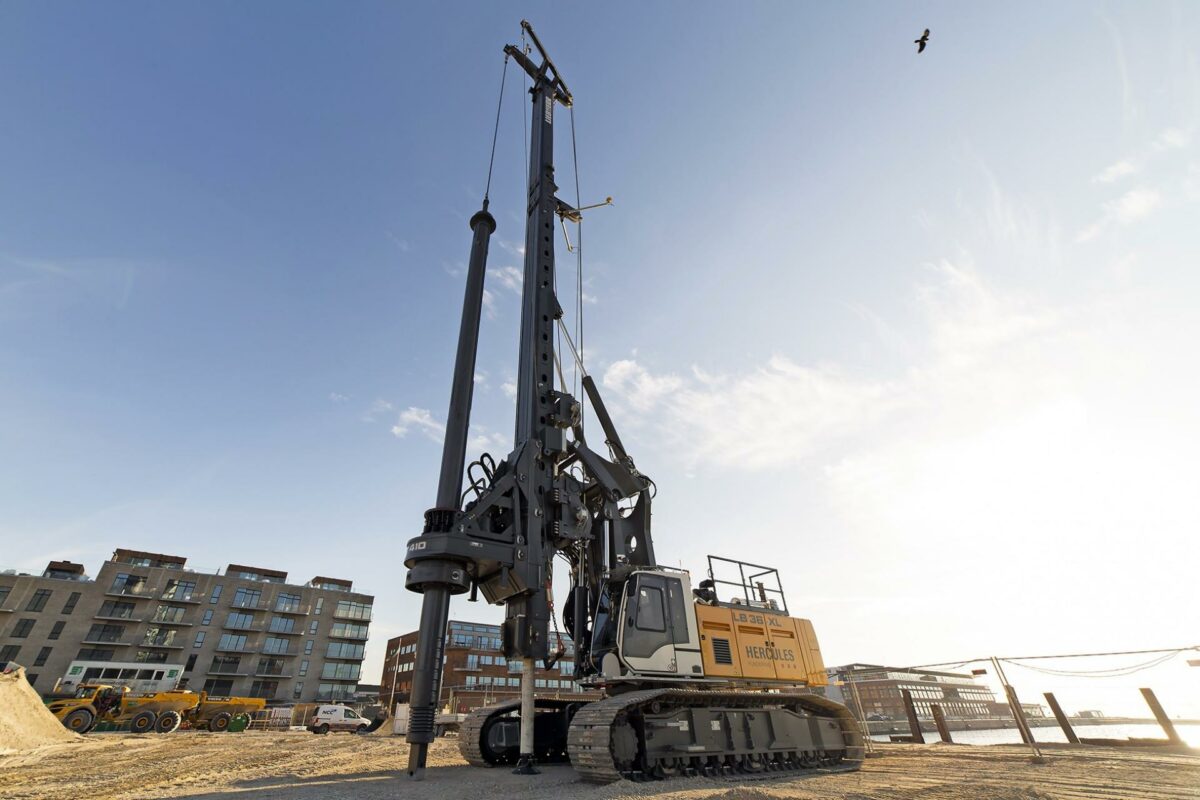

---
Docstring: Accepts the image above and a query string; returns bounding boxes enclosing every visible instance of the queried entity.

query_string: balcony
[140,641,185,650]
[272,604,309,615]
[104,588,154,600]
[159,593,202,605]
[327,630,369,641]
[254,672,293,679]
[93,614,142,622]
[331,611,372,622]
[230,600,263,610]
[206,669,248,676]
[81,638,130,647]
[214,646,257,654]
[265,627,303,636]
[222,622,264,632]
[148,618,193,627]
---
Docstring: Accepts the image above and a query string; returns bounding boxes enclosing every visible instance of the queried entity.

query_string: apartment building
[0,549,372,704]
[379,619,597,712]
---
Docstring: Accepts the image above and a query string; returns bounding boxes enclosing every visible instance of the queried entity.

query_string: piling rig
[403,21,863,783]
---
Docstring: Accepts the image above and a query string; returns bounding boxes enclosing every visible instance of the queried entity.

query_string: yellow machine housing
[694,603,827,686]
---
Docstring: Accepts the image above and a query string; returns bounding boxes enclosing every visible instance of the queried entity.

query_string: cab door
[618,572,682,675]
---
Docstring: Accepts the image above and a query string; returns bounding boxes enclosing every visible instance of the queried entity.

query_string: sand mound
[0,667,80,753]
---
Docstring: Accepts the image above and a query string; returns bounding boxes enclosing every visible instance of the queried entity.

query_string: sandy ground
[0,733,1197,800]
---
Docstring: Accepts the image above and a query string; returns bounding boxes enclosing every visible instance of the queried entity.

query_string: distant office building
[0,548,372,704]
[826,663,999,720]
[380,620,598,712]
[1077,709,1106,719]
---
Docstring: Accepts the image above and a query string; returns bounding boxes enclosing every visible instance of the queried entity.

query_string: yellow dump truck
[48,684,264,734]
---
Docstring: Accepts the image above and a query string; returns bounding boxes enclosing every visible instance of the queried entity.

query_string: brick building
[380,620,597,713]
[0,548,372,704]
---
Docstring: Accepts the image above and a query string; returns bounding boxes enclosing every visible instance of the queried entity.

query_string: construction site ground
[1,734,1198,800]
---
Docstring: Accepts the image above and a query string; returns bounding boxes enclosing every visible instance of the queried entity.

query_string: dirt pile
[0,667,80,753]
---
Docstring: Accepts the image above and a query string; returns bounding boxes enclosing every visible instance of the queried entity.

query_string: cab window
[343,709,359,718]
[635,587,665,632]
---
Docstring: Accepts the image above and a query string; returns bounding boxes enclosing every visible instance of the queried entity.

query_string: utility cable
[569,104,585,431]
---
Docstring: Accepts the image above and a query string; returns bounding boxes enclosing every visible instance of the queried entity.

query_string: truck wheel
[130,710,158,734]
[155,710,182,733]
[61,708,95,733]
[314,723,330,735]
[210,711,233,732]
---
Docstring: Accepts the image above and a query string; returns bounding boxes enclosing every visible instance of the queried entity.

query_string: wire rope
[483,55,510,204]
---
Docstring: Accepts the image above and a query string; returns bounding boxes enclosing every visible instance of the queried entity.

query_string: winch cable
[569,103,585,432]
[482,54,510,205]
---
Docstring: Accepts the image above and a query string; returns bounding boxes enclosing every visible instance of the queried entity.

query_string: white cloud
[329,392,349,403]
[482,289,497,320]
[390,407,445,443]
[1092,159,1137,184]
[501,378,517,398]
[1076,187,1162,242]
[360,399,394,423]
[488,265,523,293]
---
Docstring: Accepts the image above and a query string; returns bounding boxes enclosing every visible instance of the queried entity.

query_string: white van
[307,704,370,734]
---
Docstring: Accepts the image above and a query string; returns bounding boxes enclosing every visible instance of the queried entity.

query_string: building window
[293,681,303,698]
[135,650,169,664]
[194,631,206,648]
[333,600,372,620]
[110,573,148,595]
[48,620,65,640]
[304,640,314,655]
[559,660,574,676]
[465,675,476,687]
[465,654,479,670]
[232,587,262,609]
[32,646,52,667]
[62,592,82,615]
[268,616,294,634]
[203,678,234,695]
[309,620,318,635]
[217,634,248,652]
[299,660,309,676]
[25,589,52,612]
[162,580,197,601]
[330,622,368,639]
[327,642,365,660]
[317,682,354,701]
[314,597,323,615]
[76,648,115,660]
[13,619,36,638]
[263,637,290,655]
[210,655,241,673]
[142,628,178,647]
[508,660,522,674]
[258,657,287,676]
[0,586,11,607]
[275,593,302,613]
[201,609,213,625]
[320,662,361,680]
[185,654,198,671]
[225,611,255,630]
[249,680,279,699]
[210,585,223,604]
[0,645,22,663]
[153,605,187,623]
[72,623,110,652]
[98,600,137,619]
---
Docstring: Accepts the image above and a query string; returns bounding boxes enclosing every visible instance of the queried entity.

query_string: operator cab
[610,568,702,678]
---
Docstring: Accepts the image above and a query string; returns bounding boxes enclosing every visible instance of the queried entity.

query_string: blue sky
[3,3,1198,714]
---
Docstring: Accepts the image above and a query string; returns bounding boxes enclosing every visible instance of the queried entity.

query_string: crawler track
[567,689,864,783]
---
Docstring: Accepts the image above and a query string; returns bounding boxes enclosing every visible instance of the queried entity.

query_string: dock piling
[901,689,926,744]
[931,703,953,743]
[1140,688,1183,745]
[1044,692,1079,744]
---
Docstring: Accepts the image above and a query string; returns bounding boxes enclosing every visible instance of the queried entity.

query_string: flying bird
[915,28,930,53]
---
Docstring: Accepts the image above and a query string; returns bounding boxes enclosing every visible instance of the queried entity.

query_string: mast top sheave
[504,20,572,106]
